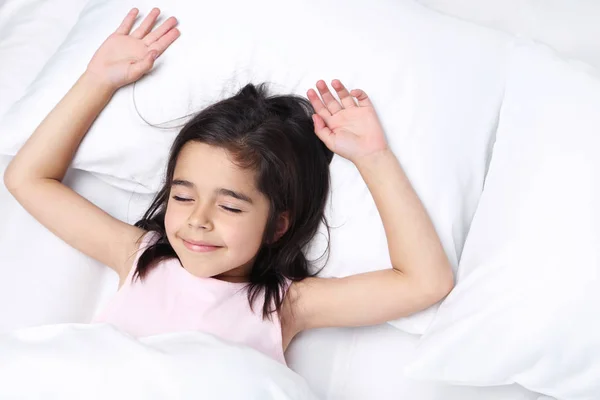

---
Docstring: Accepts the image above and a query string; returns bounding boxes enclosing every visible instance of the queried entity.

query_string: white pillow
[417,0,600,71]
[0,0,90,118]
[405,42,600,399]
[0,0,512,334]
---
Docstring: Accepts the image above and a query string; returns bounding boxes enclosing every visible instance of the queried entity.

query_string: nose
[187,201,213,230]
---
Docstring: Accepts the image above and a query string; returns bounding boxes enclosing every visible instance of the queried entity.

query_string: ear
[272,211,290,242]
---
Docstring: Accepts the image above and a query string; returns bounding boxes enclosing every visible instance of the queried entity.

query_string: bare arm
[285,80,454,335]
[289,149,453,331]
[3,8,179,280]
[3,72,145,277]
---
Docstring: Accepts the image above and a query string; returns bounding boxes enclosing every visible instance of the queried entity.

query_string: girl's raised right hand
[86,8,180,91]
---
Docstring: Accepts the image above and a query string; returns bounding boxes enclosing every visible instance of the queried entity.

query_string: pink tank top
[92,231,287,365]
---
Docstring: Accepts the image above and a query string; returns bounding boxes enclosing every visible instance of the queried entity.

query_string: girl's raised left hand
[307,80,388,164]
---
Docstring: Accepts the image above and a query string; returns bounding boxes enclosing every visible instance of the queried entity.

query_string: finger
[148,27,180,57]
[307,88,332,120]
[144,16,178,45]
[312,114,334,149]
[316,80,343,114]
[351,89,373,107]
[115,8,139,35]
[131,8,160,39]
[129,50,158,80]
[331,79,357,108]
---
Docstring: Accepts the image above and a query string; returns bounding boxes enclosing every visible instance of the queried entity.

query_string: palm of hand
[88,34,150,87]
[86,8,180,90]
[307,80,388,163]
[322,105,387,161]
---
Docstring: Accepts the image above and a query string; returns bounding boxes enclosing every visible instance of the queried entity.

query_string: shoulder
[140,230,161,247]
[118,230,158,287]
[279,277,320,346]
[279,284,298,351]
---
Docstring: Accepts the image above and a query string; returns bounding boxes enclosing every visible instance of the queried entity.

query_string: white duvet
[0,323,317,400]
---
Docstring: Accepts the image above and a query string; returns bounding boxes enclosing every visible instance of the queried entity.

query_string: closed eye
[172,195,192,202]
[172,196,241,213]
[221,206,242,213]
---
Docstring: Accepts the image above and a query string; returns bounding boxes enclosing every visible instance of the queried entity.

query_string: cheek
[164,203,185,234]
[226,216,266,250]
[253,216,271,245]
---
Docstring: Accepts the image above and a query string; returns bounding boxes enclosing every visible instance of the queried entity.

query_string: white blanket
[0,323,317,400]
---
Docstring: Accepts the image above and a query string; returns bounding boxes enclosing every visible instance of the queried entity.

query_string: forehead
[174,141,258,191]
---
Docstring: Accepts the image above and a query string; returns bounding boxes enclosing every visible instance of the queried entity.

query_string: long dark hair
[132,82,333,319]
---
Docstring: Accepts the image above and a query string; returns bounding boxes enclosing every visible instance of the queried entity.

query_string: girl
[4,8,454,365]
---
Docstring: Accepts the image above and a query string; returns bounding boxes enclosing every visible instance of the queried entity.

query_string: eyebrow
[171,179,254,204]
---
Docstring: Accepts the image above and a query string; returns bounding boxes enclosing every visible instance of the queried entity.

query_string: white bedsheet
[0,155,541,399]
[0,323,317,399]
[288,325,539,400]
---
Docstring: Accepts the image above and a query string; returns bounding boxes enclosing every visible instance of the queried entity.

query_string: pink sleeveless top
[92,231,287,365]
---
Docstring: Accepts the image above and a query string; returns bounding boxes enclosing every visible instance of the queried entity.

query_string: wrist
[352,147,394,171]
[80,70,119,96]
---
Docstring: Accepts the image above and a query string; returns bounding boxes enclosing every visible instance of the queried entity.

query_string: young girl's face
[164,142,271,282]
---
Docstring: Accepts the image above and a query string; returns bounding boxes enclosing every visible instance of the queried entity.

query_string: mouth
[181,238,223,253]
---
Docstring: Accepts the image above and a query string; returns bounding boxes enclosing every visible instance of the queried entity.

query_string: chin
[181,262,225,279]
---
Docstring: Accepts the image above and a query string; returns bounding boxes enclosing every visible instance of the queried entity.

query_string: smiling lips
[182,238,222,253]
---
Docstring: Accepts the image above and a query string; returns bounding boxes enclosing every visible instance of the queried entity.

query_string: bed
[1,0,598,399]
[0,154,539,399]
